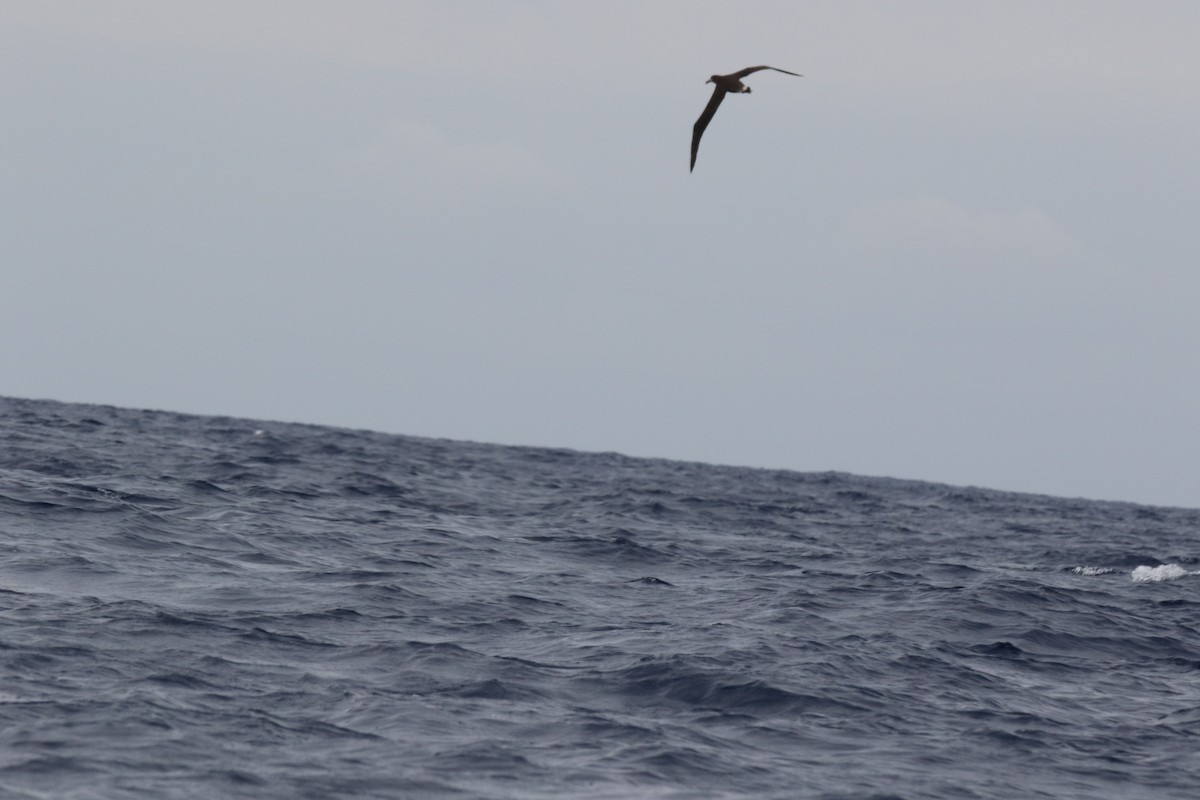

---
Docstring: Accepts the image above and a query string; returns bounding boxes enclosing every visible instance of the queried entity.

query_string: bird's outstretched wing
[691,86,727,172]
[730,65,802,79]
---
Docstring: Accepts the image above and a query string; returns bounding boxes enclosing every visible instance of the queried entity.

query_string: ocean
[1,395,1198,799]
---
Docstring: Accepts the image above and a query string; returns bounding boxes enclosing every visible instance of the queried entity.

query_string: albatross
[691,66,802,172]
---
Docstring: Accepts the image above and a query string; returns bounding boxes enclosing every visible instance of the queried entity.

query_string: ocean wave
[2,395,1199,799]
[1131,564,1196,583]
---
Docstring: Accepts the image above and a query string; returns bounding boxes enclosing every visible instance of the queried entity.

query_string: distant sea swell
[1,395,1199,799]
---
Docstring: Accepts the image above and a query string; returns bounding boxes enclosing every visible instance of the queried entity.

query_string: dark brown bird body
[690,66,801,172]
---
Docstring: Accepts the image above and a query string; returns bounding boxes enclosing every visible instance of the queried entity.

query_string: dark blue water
[2,395,1199,799]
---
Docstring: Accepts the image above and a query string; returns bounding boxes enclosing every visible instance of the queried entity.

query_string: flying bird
[691,66,801,172]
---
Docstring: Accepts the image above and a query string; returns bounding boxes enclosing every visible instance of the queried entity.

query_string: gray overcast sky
[2,2,1197,508]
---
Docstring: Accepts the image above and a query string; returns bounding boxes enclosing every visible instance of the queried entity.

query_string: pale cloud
[848,196,1084,268]
[0,2,586,81]
[2,2,1197,506]
[343,118,563,195]
[4,2,1198,113]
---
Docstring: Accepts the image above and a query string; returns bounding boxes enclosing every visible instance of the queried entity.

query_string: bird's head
[706,76,718,84]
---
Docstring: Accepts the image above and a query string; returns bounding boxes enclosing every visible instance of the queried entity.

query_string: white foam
[1131,564,1193,583]
[1073,566,1117,576]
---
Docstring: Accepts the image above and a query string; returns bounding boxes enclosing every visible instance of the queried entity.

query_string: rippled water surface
[2,396,1199,799]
